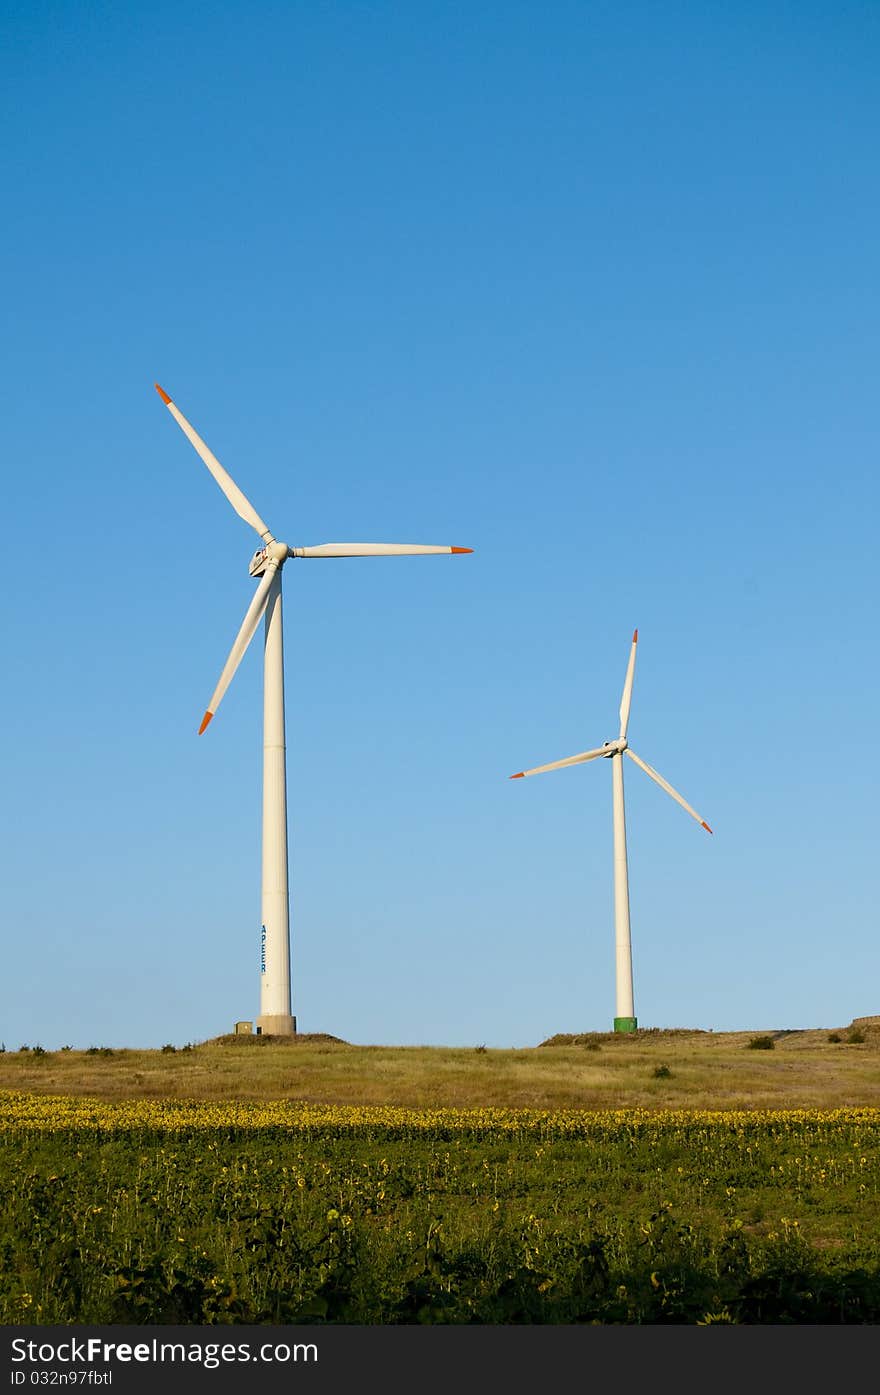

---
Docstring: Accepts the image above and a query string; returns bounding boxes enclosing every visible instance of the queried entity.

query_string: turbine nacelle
[602,738,627,757]
[248,543,290,577]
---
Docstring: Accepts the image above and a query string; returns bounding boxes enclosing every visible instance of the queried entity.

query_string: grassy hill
[2,1020,878,1110]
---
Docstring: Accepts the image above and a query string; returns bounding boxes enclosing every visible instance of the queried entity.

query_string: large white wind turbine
[510,630,712,1033]
[156,384,472,1036]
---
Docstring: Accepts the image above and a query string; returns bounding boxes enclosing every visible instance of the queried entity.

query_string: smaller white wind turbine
[510,630,712,1033]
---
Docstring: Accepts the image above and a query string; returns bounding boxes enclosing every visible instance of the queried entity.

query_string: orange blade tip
[510,772,524,779]
[701,820,713,834]
[155,383,172,404]
[633,628,638,643]
[451,546,473,554]
[198,710,214,735]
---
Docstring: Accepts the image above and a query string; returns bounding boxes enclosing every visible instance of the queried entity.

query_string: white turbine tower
[156,383,472,1037]
[510,630,712,1033]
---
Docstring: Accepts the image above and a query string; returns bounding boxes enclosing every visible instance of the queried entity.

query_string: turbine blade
[510,746,607,779]
[199,566,277,732]
[625,747,713,832]
[155,384,274,543]
[618,629,638,739]
[291,543,473,558]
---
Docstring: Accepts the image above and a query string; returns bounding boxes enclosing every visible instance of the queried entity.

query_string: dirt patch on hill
[539,1028,711,1047]
[201,1032,350,1047]
[540,1022,880,1049]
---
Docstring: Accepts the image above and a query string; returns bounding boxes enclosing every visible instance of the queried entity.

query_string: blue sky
[2,1,878,1049]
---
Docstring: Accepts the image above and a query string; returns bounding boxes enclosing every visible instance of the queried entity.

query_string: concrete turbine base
[256,1014,297,1036]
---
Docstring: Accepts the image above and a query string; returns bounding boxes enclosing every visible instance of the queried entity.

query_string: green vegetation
[2,1103,879,1324]
[3,1028,879,1325]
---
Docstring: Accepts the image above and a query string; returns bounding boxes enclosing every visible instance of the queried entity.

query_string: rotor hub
[248,541,289,577]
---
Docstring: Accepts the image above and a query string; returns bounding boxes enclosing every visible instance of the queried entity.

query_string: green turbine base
[613,1016,638,1034]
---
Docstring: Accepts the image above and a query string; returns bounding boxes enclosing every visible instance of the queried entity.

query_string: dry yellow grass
[1,1022,879,1110]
